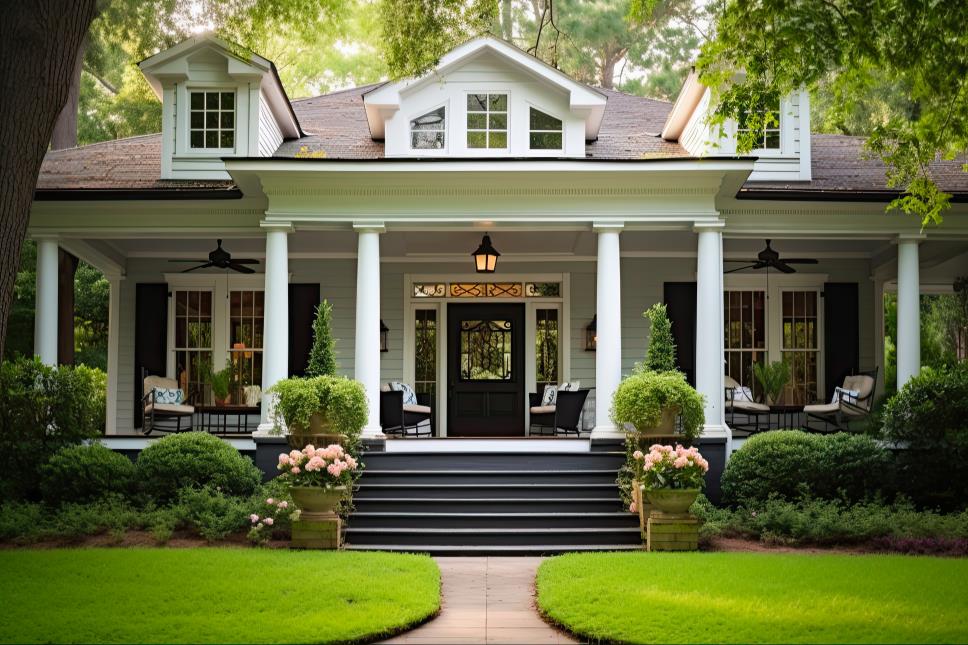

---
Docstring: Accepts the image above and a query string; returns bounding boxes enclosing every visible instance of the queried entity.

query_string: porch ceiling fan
[168,239,259,274]
[724,239,818,274]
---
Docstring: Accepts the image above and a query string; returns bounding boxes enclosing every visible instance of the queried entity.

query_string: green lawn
[537,552,968,644]
[0,549,440,644]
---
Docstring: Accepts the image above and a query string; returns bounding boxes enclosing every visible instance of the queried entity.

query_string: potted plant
[634,443,709,515]
[753,360,790,405]
[277,443,358,522]
[207,363,233,406]
[269,375,367,449]
[611,370,705,439]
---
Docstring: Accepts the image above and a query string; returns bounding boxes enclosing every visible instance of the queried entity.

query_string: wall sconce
[472,233,500,273]
[585,315,597,351]
[380,319,389,353]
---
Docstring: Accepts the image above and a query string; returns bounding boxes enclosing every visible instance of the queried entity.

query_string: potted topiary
[269,375,368,450]
[277,443,358,548]
[611,370,705,439]
[753,359,790,405]
[207,363,233,406]
[633,443,709,515]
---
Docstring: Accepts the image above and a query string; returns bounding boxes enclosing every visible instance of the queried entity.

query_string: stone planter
[290,484,347,549]
[290,485,345,519]
[645,488,700,516]
[636,406,680,437]
[287,412,348,450]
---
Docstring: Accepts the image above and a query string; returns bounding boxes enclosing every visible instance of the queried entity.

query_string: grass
[0,549,440,644]
[536,552,968,644]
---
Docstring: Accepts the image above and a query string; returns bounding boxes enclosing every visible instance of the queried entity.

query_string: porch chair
[141,369,195,436]
[802,367,879,433]
[724,375,770,434]
[529,389,590,436]
[380,386,433,437]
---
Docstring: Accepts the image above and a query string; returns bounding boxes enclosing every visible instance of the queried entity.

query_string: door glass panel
[459,319,513,381]
[229,290,264,403]
[414,309,437,404]
[173,289,213,403]
[536,309,559,391]
[724,289,766,398]
[781,290,820,404]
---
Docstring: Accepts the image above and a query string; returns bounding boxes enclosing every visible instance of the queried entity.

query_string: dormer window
[410,106,446,149]
[529,108,563,150]
[738,103,781,150]
[189,91,235,149]
[467,93,507,149]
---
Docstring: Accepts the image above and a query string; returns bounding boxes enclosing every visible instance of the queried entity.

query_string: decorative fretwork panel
[525,282,561,297]
[459,319,513,381]
[414,282,559,299]
[413,283,446,298]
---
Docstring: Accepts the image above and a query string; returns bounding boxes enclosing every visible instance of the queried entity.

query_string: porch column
[34,238,59,366]
[354,224,385,440]
[259,226,290,428]
[695,225,727,436]
[896,236,922,387]
[105,276,122,434]
[591,222,624,440]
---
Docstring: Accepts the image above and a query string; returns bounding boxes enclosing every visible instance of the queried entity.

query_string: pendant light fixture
[472,234,500,274]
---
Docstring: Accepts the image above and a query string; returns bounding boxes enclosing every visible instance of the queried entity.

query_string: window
[724,290,766,398]
[459,319,513,380]
[228,290,264,402]
[737,103,781,150]
[173,290,213,403]
[414,309,438,406]
[410,106,446,149]
[466,93,507,149]
[536,308,559,392]
[189,91,235,149]
[529,108,562,150]
[781,291,820,405]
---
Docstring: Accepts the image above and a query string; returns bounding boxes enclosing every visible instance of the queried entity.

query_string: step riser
[353,500,624,513]
[348,515,639,529]
[344,530,642,547]
[345,545,642,555]
[361,453,625,471]
[359,473,618,485]
[355,485,617,499]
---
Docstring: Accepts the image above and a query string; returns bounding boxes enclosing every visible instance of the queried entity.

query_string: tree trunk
[0,0,99,357]
[51,36,87,150]
[600,55,618,89]
[500,0,513,41]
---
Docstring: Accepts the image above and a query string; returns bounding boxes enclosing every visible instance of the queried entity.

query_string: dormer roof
[362,36,608,141]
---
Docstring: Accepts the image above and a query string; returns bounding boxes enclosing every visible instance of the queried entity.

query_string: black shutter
[823,282,859,401]
[288,283,321,377]
[134,284,168,428]
[664,282,698,386]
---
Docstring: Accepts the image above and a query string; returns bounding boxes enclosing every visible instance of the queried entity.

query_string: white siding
[258,92,284,157]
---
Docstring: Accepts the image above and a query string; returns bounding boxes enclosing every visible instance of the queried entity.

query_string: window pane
[220,131,234,148]
[765,132,781,149]
[220,112,234,129]
[535,309,559,388]
[467,94,487,111]
[459,319,513,381]
[205,131,218,148]
[530,108,562,131]
[411,106,445,130]
[467,131,487,148]
[489,94,507,110]
[190,131,204,148]
[221,92,234,109]
[412,131,444,149]
[488,131,507,149]
[190,112,204,128]
[205,92,218,109]
[530,132,562,150]
[191,92,204,109]
[205,111,219,128]
[488,113,507,129]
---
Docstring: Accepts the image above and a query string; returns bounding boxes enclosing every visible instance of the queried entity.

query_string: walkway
[382,557,576,645]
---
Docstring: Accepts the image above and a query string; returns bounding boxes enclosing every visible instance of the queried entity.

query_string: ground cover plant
[0,549,440,644]
[537,552,968,644]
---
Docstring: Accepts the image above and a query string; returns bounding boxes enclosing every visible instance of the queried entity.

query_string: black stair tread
[362,469,619,474]
[354,497,621,502]
[357,483,618,488]
[351,511,634,518]
[344,526,640,534]
[363,451,625,456]
[343,544,642,553]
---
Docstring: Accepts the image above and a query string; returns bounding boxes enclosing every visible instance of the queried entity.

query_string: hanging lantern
[472,234,500,273]
[380,319,389,353]
[585,315,597,351]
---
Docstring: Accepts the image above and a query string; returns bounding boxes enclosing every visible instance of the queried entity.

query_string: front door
[447,303,525,436]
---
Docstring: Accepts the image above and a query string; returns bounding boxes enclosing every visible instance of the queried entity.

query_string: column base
[589,424,626,444]
[700,423,732,440]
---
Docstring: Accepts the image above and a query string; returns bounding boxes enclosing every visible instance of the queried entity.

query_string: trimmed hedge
[721,430,891,507]
[135,432,261,502]
[40,443,135,505]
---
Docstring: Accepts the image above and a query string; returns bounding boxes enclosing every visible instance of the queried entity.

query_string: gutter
[34,188,244,202]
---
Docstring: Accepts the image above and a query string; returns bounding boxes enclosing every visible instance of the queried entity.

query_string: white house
[30,35,968,454]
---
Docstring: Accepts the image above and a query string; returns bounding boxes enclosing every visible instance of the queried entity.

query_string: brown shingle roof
[586,89,686,159]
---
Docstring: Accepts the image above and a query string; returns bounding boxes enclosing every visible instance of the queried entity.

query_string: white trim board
[384,438,591,453]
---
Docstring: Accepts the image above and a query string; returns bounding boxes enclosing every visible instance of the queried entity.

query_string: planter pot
[633,405,680,437]
[645,488,700,516]
[214,394,231,406]
[287,412,348,449]
[290,485,346,520]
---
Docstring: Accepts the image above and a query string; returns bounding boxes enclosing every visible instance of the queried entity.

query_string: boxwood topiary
[135,432,262,502]
[39,443,136,505]
[721,430,891,507]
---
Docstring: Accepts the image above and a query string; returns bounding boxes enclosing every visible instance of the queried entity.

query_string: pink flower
[304,444,316,454]
[249,514,259,523]
[632,450,644,460]
[291,466,301,474]
[289,450,301,462]
[264,517,274,526]
[629,501,638,513]
[673,456,688,468]
[278,501,288,509]
[327,463,341,476]
[277,454,290,467]
[266,498,274,505]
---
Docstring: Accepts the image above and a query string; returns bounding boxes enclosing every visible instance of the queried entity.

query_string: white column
[34,238,59,366]
[354,224,385,439]
[695,225,727,437]
[259,227,290,429]
[105,276,122,434]
[591,223,624,440]
[896,236,922,387]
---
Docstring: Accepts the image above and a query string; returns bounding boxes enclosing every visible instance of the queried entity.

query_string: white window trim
[461,90,512,156]
[526,103,565,152]
[732,97,790,158]
[408,100,450,155]
[174,82,246,157]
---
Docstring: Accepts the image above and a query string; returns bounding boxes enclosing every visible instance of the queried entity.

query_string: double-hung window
[173,289,214,402]
[410,106,446,149]
[466,93,507,149]
[189,91,235,149]
[737,102,781,150]
[724,290,766,397]
[229,289,264,402]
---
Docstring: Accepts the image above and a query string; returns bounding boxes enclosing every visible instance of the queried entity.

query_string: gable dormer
[662,71,812,182]
[139,35,301,180]
[363,37,607,158]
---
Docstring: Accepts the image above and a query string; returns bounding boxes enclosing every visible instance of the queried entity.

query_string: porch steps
[345,449,641,554]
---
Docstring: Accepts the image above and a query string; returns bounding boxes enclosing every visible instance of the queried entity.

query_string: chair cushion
[145,403,194,415]
[804,402,840,415]
[403,403,431,415]
[530,405,556,414]
[732,400,770,413]
[843,375,875,403]
[152,387,184,405]
[389,382,418,405]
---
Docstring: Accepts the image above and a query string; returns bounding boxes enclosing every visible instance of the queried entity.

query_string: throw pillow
[390,382,417,405]
[732,386,754,402]
[832,387,860,405]
[152,387,184,405]
[542,384,559,406]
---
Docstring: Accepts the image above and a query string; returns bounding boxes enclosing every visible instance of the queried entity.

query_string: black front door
[447,303,525,437]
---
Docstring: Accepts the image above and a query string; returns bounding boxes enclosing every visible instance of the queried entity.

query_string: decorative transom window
[412,282,561,298]
[410,106,446,150]
[466,93,507,149]
[529,108,562,150]
[190,91,235,149]
[738,102,781,150]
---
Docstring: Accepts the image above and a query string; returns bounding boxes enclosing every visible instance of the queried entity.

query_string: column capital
[692,221,725,233]
[260,222,294,233]
[894,232,927,244]
[353,222,386,234]
[591,220,624,233]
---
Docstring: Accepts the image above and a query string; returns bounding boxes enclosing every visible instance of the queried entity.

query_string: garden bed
[537,551,968,644]
[0,549,440,644]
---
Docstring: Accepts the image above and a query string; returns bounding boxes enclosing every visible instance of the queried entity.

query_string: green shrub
[135,432,261,502]
[0,358,107,499]
[721,430,891,506]
[0,497,147,545]
[611,370,705,441]
[174,485,251,542]
[306,299,337,377]
[40,443,136,505]
[269,375,368,441]
[752,360,790,404]
[881,364,968,509]
[643,303,677,373]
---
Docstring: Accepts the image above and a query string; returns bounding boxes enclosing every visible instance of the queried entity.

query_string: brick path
[381,556,577,645]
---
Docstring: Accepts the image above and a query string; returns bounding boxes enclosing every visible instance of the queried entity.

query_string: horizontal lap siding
[258,93,284,157]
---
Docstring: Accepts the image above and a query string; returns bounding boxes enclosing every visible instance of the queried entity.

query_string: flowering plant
[277,443,359,488]
[633,444,709,490]
[247,495,298,545]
